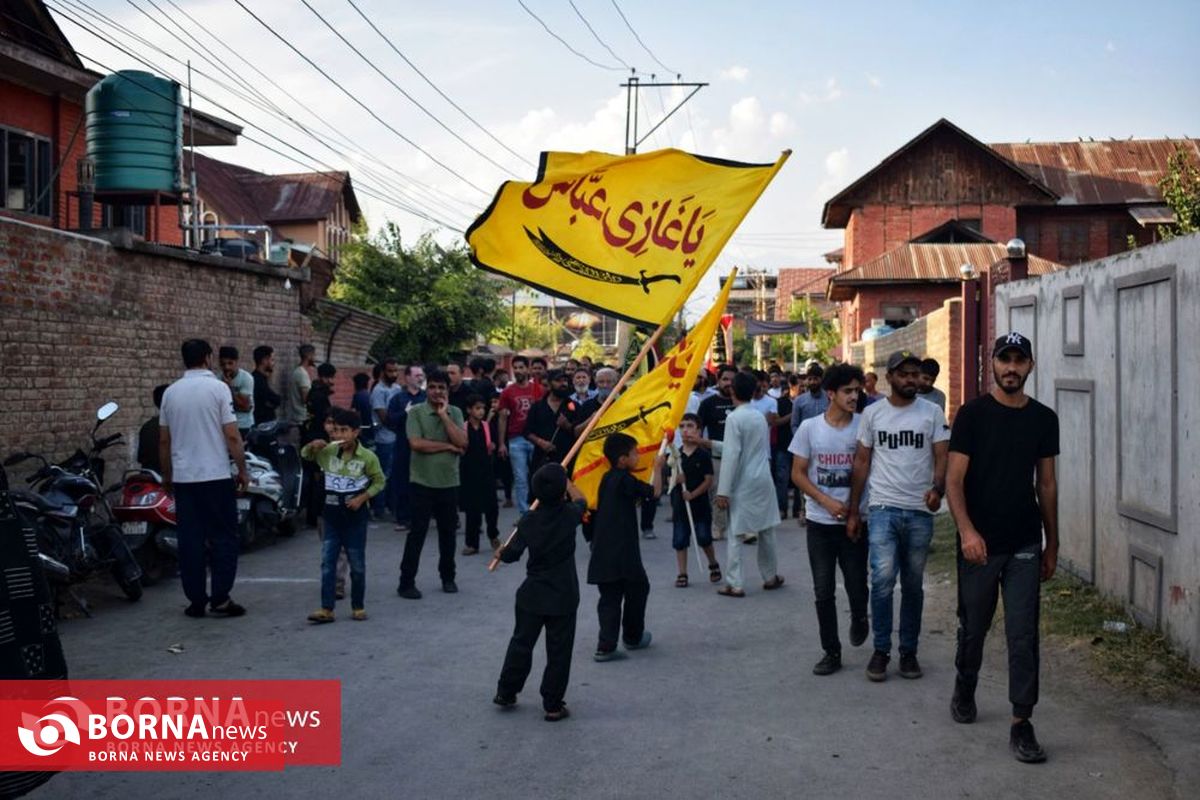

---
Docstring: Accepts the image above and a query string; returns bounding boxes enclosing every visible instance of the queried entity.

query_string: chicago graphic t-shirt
[789,413,867,525]
[856,397,950,511]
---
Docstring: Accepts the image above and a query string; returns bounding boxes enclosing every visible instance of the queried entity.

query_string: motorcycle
[3,402,143,615]
[243,420,303,538]
[111,468,178,585]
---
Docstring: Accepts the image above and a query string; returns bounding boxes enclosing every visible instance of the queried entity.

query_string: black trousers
[806,520,869,655]
[497,604,577,711]
[398,484,459,588]
[596,577,650,649]
[955,542,1042,718]
[174,479,239,608]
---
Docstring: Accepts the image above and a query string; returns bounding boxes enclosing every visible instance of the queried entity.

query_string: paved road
[45,505,1191,799]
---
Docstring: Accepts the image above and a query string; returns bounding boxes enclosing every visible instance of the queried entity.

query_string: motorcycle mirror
[97,402,119,422]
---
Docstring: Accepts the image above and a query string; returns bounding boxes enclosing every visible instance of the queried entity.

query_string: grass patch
[924,513,1200,700]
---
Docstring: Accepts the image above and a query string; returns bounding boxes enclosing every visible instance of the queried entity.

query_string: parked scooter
[111,468,178,585]
[3,402,143,615]
[244,420,303,537]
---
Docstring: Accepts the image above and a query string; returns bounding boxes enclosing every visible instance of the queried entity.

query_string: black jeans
[955,542,1041,718]
[398,484,459,588]
[596,577,650,650]
[174,479,239,608]
[497,604,577,711]
[806,520,869,655]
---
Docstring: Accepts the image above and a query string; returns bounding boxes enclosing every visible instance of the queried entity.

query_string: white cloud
[769,111,794,137]
[719,65,750,82]
[824,77,843,102]
[798,77,843,106]
[1105,40,1116,53]
[866,73,883,89]
[812,147,851,200]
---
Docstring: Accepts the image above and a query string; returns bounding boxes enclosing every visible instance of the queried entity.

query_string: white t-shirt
[750,394,777,419]
[160,369,237,484]
[789,413,868,525]
[856,397,950,511]
[230,368,255,430]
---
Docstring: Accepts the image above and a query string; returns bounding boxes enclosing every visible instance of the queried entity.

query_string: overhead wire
[516,0,624,72]
[34,4,469,230]
[609,0,677,75]
[231,0,491,197]
[297,0,521,177]
[343,0,534,170]
[568,0,632,71]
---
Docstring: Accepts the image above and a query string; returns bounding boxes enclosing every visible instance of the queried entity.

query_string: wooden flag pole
[487,315,674,571]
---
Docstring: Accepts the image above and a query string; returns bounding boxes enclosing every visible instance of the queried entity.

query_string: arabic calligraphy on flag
[571,270,736,508]
[467,149,787,327]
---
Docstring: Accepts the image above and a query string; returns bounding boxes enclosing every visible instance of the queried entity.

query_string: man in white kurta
[716,372,784,595]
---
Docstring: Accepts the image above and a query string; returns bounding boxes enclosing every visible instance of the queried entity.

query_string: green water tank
[85,70,182,193]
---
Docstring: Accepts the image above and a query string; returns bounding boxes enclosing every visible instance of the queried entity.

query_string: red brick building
[822,118,1198,352]
[774,266,837,321]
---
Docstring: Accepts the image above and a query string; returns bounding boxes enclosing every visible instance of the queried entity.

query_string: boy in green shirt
[301,407,385,622]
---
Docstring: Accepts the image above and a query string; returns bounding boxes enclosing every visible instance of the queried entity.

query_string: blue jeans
[867,505,934,655]
[507,437,535,513]
[321,507,367,610]
[772,449,792,512]
[371,440,395,515]
[672,515,713,550]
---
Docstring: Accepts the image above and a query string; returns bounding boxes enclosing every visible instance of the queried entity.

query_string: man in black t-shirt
[946,332,1059,765]
[697,364,737,540]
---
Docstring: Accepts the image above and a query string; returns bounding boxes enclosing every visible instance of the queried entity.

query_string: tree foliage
[487,303,562,352]
[328,224,505,363]
[1158,146,1200,240]
[570,328,605,362]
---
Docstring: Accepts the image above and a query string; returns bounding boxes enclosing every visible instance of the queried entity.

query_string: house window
[880,303,919,329]
[1057,221,1089,264]
[1108,219,1133,255]
[1,126,53,217]
[1019,220,1040,254]
[102,204,148,236]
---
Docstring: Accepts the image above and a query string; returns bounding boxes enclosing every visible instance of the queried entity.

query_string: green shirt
[300,440,386,498]
[406,402,463,489]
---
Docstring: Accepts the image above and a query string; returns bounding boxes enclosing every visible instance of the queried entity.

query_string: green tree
[780,297,839,365]
[487,303,562,352]
[570,328,605,362]
[1158,146,1200,240]
[329,223,505,363]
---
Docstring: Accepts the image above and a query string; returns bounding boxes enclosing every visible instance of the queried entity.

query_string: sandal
[717,586,746,598]
[675,574,689,588]
[708,563,722,583]
[763,575,785,591]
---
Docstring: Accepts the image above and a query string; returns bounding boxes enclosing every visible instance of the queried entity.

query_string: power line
[297,0,520,177]
[568,0,632,71]
[231,0,490,196]
[516,0,624,72]
[609,0,677,75]
[35,4,469,230]
[344,0,534,170]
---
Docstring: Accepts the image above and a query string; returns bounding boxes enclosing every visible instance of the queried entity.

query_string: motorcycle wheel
[136,543,164,587]
[113,565,143,601]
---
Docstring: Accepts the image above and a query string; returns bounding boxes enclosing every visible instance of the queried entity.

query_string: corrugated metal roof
[192,153,360,226]
[989,139,1200,206]
[1128,205,1176,226]
[828,243,1061,300]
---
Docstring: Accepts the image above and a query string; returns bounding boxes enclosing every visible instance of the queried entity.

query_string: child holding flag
[585,433,666,661]
[671,414,721,587]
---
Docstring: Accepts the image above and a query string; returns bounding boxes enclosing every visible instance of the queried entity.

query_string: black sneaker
[184,604,206,618]
[849,618,869,648]
[1010,720,1047,763]
[951,679,977,724]
[866,650,889,682]
[898,651,923,679]
[492,693,517,709]
[543,704,570,722]
[442,580,459,594]
[813,651,842,676]
[397,585,422,600]
[209,600,245,617]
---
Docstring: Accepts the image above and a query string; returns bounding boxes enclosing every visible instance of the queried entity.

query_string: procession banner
[467,149,786,326]
[571,270,735,507]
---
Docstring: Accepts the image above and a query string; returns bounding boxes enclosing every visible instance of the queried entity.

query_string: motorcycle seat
[10,489,71,515]
[125,468,164,484]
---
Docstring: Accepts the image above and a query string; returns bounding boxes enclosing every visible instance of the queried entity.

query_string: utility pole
[614,72,708,357]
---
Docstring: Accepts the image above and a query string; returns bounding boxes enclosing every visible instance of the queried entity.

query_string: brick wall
[0,217,312,478]
[848,297,963,421]
[844,203,1018,268]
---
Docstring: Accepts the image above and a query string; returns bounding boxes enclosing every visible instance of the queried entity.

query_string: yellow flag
[468,149,786,326]
[571,270,736,508]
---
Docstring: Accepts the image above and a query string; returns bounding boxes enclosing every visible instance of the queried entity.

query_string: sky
[52,0,1200,319]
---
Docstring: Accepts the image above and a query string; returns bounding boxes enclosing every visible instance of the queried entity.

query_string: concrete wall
[848,296,962,421]
[995,233,1200,664]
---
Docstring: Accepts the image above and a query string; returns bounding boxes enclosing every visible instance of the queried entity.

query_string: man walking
[398,369,467,598]
[917,358,947,411]
[251,345,281,425]
[218,346,255,436]
[159,339,248,618]
[848,350,949,682]
[946,332,1059,763]
[386,365,426,531]
[698,364,736,540]
[790,363,828,434]
[370,358,403,518]
[498,355,544,513]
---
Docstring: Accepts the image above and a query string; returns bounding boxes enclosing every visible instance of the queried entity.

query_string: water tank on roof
[85,70,182,193]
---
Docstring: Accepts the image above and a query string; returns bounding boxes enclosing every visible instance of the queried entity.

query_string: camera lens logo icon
[17,710,82,756]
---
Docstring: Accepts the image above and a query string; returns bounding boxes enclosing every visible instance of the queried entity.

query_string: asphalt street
[44,505,1193,800]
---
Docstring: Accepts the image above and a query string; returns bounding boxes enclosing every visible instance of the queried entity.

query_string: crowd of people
[150,331,1058,763]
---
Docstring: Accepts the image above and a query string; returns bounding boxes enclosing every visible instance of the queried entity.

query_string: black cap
[992,332,1033,359]
[885,350,922,372]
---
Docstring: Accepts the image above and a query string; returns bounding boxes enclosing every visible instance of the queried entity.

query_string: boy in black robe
[494,464,586,721]
[586,433,666,661]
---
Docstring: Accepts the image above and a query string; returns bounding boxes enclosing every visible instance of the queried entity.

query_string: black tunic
[499,499,586,614]
[459,422,496,513]
[586,468,654,585]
